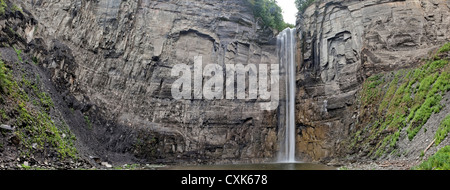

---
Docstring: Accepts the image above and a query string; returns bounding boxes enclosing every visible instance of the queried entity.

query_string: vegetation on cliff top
[295,0,315,13]
[247,0,294,32]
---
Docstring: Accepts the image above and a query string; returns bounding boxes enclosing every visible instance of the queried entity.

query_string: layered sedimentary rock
[16,0,280,163]
[296,0,450,161]
[15,0,450,164]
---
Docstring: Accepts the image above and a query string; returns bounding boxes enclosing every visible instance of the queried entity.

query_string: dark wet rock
[9,135,20,145]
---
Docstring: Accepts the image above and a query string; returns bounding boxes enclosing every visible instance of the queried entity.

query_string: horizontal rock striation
[17,0,281,163]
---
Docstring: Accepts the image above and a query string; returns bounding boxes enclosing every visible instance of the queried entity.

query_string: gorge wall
[15,0,281,164]
[295,0,450,161]
[7,0,450,166]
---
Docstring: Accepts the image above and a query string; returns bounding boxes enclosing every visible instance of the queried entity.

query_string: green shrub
[406,68,450,140]
[368,78,384,89]
[0,59,12,93]
[295,0,315,13]
[417,73,437,92]
[247,0,294,31]
[428,60,448,72]
[413,146,450,170]
[84,115,92,129]
[13,46,22,63]
[378,74,401,115]
[360,73,385,109]
[390,130,400,148]
[435,115,450,145]
[0,0,7,16]
[408,94,440,140]
[32,57,39,65]
[437,42,450,54]
[368,73,383,82]
[11,4,22,14]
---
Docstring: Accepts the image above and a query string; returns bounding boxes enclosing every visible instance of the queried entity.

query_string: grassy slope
[0,52,77,161]
[0,0,78,167]
[347,42,450,162]
[413,145,450,170]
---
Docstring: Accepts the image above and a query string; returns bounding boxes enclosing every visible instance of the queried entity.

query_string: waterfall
[277,28,297,163]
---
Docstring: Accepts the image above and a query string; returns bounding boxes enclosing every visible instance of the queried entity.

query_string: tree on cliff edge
[247,0,294,32]
[295,0,315,13]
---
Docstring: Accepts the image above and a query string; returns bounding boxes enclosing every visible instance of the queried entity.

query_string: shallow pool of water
[163,162,336,170]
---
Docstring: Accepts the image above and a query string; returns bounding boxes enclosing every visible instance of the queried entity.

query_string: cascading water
[277,28,297,163]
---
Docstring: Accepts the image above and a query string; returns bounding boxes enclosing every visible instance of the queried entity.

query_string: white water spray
[277,28,296,163]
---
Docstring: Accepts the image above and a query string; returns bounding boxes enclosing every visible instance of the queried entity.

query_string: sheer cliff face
[296,0,450,161]
[17,0,450,164]
[19,0,279,163]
